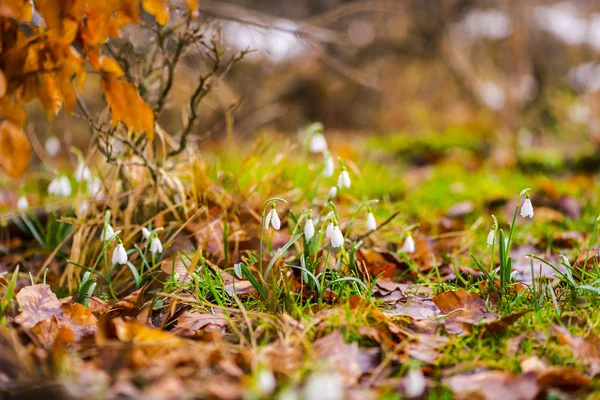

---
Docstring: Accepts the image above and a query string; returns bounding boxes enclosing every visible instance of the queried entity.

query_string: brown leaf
[357,249,397,279]
[15,284,62,329]
[432,289,486,315]
[313,330,378,385]
[174,311,227,337]
[444,371,539,400]
[61,302,98,340]
[521,356,591,391]
[387,297,440,320]
[0,70,6,98]
[0,120,30,178]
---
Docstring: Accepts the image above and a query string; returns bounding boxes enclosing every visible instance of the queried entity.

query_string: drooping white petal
[44,136,61,157]
[331,226,344,248]
[58,176,72,197]
[404,368,426,398]
[257,370,276,395]
[112,243,128,265]
[328,186,337,199]
[303,373,344,400]
[17,195,29,211]
[326,222,334,239]
[401,235,415,253]
[337,170,351,189]
[486,229,495,247]
[265,209,272,230]
[88,177,104,200]
[75,162,91,182]
[150,236,163,254]
[323,156,334,177]
[271,209,281,230]
[310,133,328,153]
[101,224,115,242]
[520,198,534,218]
[366,212,376,231]
[78,201,89,217]
[304,218,315,241]
[142,227,151,240]
[48,177,59,195]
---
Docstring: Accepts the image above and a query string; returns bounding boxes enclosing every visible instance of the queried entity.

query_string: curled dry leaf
[15,284,62,329]
[0,120,30,178]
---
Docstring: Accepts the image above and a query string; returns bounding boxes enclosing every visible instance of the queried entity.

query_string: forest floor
[1,128,600,400]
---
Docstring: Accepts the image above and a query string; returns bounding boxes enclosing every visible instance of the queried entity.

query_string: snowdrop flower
[304,217,315,241]
[486,228,495,247]
[331,225,344,248]
[88,177,104,200]
[326,222,334,239]
[366,212,376,231]
[141,227,151,240]
[520,196,534,218]
[101,224,115,242]
[323,154,334,178]
[404,368,426,398]
[401,234,415,253]
[150,236,163,254]
[265,206,281,230]
[77,201,89,217]
[48,176,72,197]
[337,169,351,189]
[256,369,276,395]
[303,372,343,400]
[44,136,61,157]
[17,195,28,211]
[328,186,337,199]
[310,132,328,153]
[75,161,91,182]
[112,242,128,265]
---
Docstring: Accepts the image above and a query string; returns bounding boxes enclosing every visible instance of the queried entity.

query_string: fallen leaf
[174,311,228,337]
[15,284,62,329]
[444,370,539,400]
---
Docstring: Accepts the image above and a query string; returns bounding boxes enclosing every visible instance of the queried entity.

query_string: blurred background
[19,0,600,167]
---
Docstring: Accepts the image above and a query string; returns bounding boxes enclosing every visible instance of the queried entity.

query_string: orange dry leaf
[0,70,6,98]
[142,0,169,25]
[0,120,30,178]
[0,0,32,21]
[185,0,199,18]
[101,74,155,140]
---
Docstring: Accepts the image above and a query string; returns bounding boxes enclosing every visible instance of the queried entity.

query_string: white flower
[326,222,334,239]
[401,235,415,253]
[323,155,334,178]
[44,136,61,157]
[486,229,495,247]
[520,198,534,218]
[327,186,337,199]
[331,226,344,248]
[150,236,163,254]
[304,218,315,241]
[141,227,151,240]
[112,243,128,265]
[88,177,104,200]
[78,201,89,216]
[101,224,115,242]
[17,195,29,211]
[404,368,426,398]
[303,372,343,400]
[257,369,276,395]
[265,208,281,230]
[310,133,328,153]
[75,162,91,182]
[337,170,351,189]
[366,212,376,231]
[48,176,72,197]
